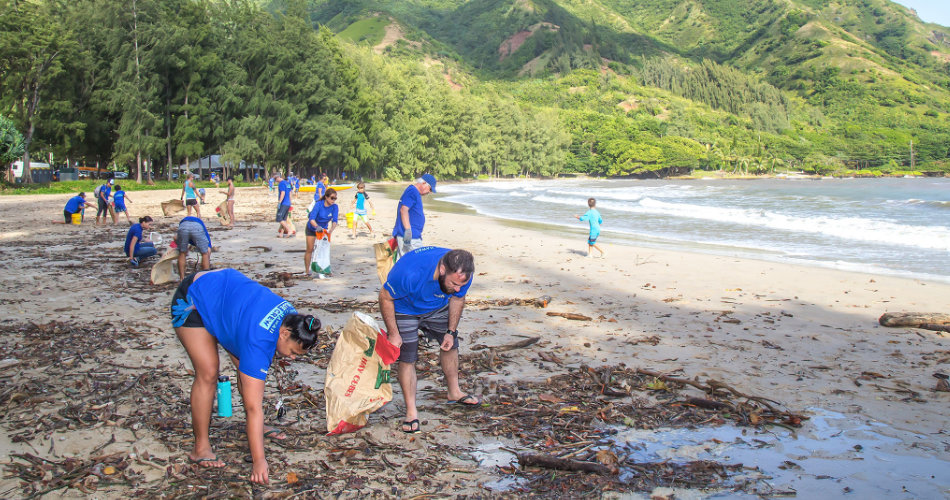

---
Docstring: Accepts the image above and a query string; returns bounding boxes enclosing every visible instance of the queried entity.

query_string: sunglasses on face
[328,196,337,200]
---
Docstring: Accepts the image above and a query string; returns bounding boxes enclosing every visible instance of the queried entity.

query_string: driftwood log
[517,453,614,475]
[879,313,950,333]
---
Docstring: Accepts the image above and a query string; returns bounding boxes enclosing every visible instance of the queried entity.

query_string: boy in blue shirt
[57,192,94,224]
[275,174,295,237]
[575,197,604,258]
[113,184,133,224]
[350,182,375,238]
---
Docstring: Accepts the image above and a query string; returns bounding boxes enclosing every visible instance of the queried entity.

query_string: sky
[891,0,950,27]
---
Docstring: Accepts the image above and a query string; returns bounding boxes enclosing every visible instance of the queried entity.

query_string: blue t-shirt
[293,177,300,190]
[314,182,326,201]
[355,192,369,214]
[392,185,425,239]
[580,208,602,235]
[125,223,144,255]
[384,246,472,315]
[278,180,292,206]
[113,190,127,211]
[309,202,339,230]
[268,178,274,189]
[187,269,296,380]
[64,196,85,213]
[99,184,111,202]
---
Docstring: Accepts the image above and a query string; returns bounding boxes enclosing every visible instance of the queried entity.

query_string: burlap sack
[214,201,230,226]
[150,247,180,285]
[324,312,400,435]
[373,237,399,285]
[161,199,186,217]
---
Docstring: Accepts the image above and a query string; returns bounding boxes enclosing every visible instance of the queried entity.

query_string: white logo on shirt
[259,301,294,334]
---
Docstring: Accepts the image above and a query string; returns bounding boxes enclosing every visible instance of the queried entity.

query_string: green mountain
[311,0,950,175]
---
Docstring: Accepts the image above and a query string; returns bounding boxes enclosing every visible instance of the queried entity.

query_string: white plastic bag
[311,235,332,275]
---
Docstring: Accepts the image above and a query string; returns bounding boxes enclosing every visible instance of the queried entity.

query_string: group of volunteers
[59,171,481,485]
[168,172,480,484]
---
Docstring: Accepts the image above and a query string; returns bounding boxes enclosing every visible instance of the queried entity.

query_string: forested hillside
[1,0,948,182]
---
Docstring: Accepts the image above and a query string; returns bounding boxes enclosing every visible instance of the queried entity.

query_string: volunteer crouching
[170,268,321,484]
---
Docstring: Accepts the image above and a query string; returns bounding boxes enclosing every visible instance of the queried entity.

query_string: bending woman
[304,187,339,278]
[125,216,157,267]
[170,268,320,484]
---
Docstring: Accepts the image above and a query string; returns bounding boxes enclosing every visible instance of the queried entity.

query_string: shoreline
[0,185,946,497]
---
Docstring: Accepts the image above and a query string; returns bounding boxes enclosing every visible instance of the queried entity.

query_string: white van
[11,161,51,179]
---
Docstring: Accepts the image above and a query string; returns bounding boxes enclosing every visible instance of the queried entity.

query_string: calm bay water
[433,177,950,282]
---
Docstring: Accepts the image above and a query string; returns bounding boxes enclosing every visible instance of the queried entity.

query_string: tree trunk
[165,90,173,181]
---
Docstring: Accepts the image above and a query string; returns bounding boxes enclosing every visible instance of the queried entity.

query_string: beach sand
[0,183,947,497]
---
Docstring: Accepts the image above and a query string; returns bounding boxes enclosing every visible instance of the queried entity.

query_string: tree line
[0,0,569,183]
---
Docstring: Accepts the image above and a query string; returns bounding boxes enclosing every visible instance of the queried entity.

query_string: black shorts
[96,198,109,217]
[185,198,198,207]
[170,272,205,328]
[63,210,74,223]
[276,205,290,222]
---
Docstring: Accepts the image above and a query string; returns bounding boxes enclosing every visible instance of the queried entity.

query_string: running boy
[113,184,133,224]
[575,198,604,258]
[350,182,375,238]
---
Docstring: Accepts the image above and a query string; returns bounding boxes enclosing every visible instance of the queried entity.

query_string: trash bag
[150,246,180,285]
[311,234,331,276]
[373,237,399,285]
[161,199,186,217]
[215,201,230,226]
[324,312,400,435]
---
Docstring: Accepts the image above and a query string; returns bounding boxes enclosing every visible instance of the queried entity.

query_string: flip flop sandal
[448,394,479,406]
[263,429,286,440]
[401,419,421,434]
[190,457,225,468]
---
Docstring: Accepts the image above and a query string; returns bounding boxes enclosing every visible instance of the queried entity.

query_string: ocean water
[434,177,950,282]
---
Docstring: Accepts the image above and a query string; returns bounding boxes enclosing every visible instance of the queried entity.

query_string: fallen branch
[546,312,592,321]
[471,336,540,352]
[517,452,614,475]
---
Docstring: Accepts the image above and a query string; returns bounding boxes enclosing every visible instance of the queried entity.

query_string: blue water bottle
[217,375,232,417]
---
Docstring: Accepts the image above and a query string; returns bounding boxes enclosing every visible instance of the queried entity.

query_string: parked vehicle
[113,171,128,179]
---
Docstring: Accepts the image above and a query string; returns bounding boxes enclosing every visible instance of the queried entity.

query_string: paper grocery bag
[324,312,400,435]
[373,237,399,285]
[161,199,185,217]
[215,201,230,226]
[150,247,180,285]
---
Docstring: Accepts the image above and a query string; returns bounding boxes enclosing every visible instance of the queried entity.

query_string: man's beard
[438,273,451,294]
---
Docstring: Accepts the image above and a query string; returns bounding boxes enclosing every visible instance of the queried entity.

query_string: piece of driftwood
[517,452,614,475]
[546,312,592,321]
[879,312,950,332]
[470,336,540,352]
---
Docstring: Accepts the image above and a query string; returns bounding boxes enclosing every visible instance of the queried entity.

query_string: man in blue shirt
[379,247,478,434]
[176,216,213,278]
[96,179,116,225]
[275,174,295,237]
[392,174,436,256]
[57,192,94,223]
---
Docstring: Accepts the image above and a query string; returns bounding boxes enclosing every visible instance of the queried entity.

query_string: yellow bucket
[345,211,354,228]
[70,213,82,225]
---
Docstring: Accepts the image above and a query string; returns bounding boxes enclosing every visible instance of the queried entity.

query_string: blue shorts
[588,233,599,246]
[276,205,291,222]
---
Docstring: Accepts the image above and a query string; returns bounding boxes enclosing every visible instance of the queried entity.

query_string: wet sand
[0,183,947,497]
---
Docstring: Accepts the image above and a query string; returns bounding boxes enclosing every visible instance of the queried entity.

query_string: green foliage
[0,115,25,165]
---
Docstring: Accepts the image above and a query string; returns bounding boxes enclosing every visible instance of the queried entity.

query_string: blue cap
[421,173,437,193]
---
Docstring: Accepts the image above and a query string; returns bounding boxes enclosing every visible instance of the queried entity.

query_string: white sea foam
[636,198,950,250]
